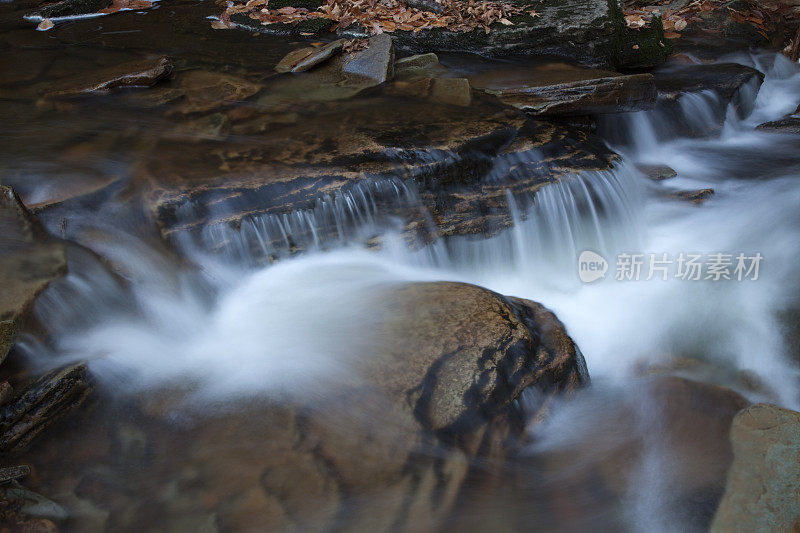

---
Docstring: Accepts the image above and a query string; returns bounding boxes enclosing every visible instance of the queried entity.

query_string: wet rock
[470,64,657,116]
[394,53,442,79]
[535,377,749,531]
[636,163,677,180]
[341,33,394,83]
[672,188,715,204]
[339,0,647,68]
[0,364,92,453]
[711,403,800,533]
[192,282,586,531]
[0,186,67,363]
[42,56,173,98]
[171,70,261,115]
[26,0,111,20]
[275,39,345,73]
[428,77,472,107]
[756,117,800,134]
[371,282,588,439]
[136,96,616,251]
[653,62,765,102]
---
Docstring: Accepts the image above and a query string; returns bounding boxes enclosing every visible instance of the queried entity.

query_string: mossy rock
[612,15,673,70]
[230,13,333,36]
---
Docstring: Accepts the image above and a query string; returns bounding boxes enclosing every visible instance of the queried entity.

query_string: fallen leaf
[664,31,682,38]
[37,18,54,30]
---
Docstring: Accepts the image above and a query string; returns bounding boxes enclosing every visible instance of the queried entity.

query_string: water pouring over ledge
[2,30,800,531]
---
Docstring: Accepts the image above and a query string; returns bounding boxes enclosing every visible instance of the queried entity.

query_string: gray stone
[342,33,394,84]
[711,404,800,533]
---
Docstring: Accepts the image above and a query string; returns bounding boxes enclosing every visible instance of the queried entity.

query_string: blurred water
[11,46,800,531]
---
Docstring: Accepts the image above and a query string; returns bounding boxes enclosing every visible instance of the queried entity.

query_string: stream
[1,0,800,531]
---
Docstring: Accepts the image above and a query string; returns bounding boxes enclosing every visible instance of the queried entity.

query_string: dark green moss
[612,15,672,70]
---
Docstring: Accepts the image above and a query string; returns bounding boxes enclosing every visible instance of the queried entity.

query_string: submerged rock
[470,64,657,117]
[711,403,800,532]
[671,188,715,204]
[534,377,749,531]
[0,186,67,363]
[42,56,173,98]
[171,70,261,114]
[0,364,92,453]
[636,163,677,181]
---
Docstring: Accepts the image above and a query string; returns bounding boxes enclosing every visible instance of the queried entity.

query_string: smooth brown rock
[184,281,586,532]
[290,39,345,73]
[429,77,472,107]
[42,56,173,98]
[535,377,749,530]
[470,64,657,116]
[0,186,67,363]
[711,403,800,532]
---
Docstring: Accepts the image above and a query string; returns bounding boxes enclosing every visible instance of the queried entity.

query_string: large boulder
[0,186,67,363]
[711,403,800,532]
[23,282,587,532]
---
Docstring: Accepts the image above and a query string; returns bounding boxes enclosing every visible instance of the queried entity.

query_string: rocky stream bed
[1,0,800,530]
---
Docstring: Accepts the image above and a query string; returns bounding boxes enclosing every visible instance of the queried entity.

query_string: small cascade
[404,163,645,290]
[175,177,428,266]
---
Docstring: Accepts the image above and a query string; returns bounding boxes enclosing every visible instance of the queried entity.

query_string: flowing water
[2,0,800,526]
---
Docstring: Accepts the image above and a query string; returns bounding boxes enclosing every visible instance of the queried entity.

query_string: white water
[18,50,800,532]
